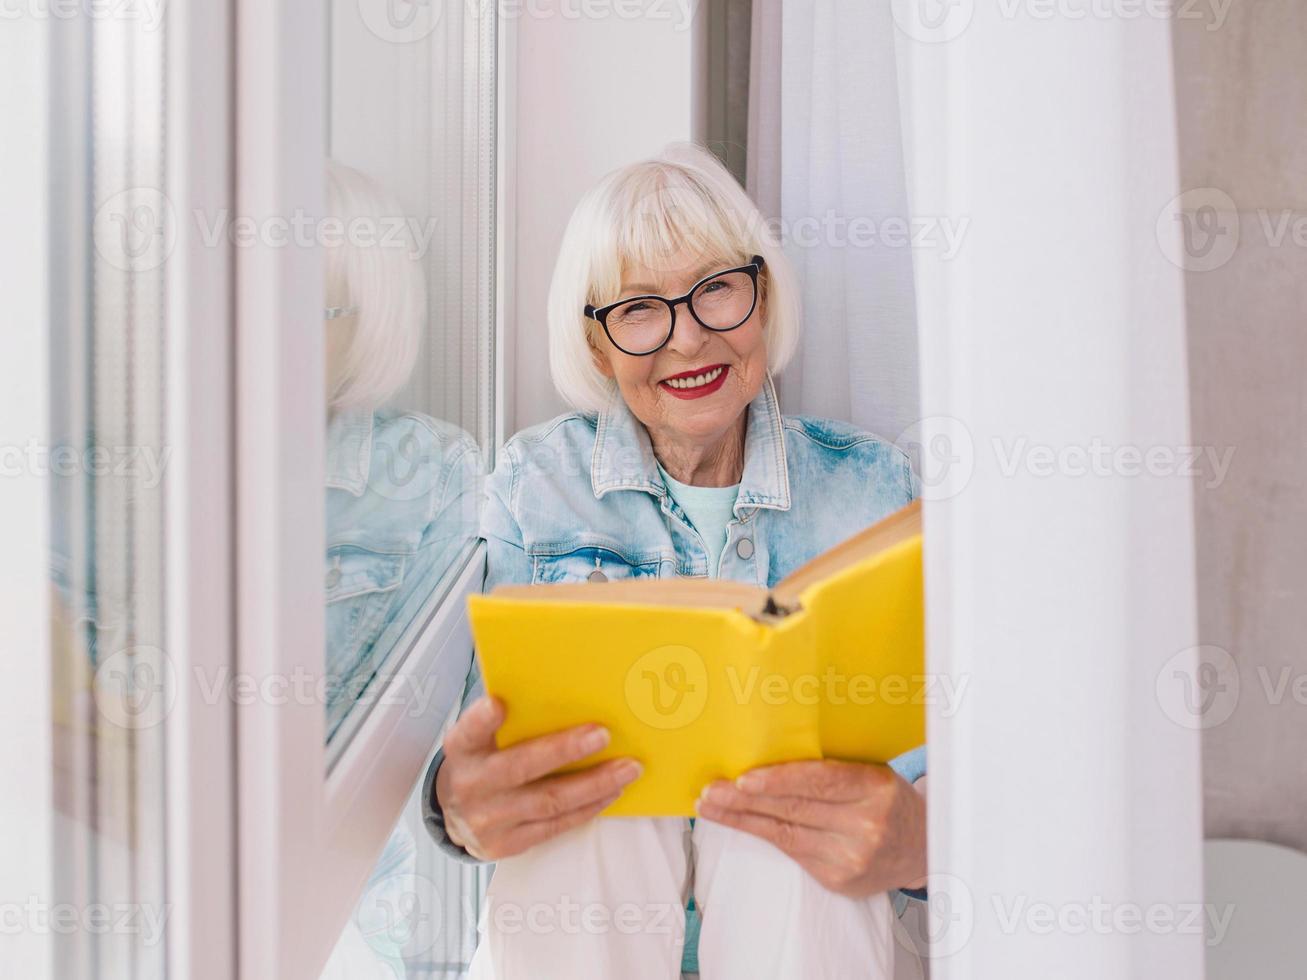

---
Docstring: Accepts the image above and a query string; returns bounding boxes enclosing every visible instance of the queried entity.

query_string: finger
[698,780,861,834]
[446,761,638,860]
[444,811,489,861]
[481,722,612,788]
[494,788,626,859]
[486,758,643,828]
[441,696,507,757]
[695,800,838,863]
[734,759,886,801]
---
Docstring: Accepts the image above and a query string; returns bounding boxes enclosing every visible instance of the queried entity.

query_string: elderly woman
[422,144,927,979]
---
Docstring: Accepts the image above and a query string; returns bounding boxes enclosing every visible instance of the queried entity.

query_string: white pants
[466,817,894,980]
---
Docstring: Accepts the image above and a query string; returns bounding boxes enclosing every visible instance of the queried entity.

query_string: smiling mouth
[660,364,727,391]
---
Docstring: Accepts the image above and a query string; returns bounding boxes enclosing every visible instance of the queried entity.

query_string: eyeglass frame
[582,255,766,357]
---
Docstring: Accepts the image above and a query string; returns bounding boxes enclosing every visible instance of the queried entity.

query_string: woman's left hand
[696,760,927,899]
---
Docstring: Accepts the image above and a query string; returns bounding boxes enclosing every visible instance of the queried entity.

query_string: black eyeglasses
[583,255,765,357]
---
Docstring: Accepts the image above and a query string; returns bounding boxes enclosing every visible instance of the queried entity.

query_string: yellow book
[468,499,924,816]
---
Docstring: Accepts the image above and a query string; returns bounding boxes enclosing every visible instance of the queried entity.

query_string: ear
[589,335,615,380]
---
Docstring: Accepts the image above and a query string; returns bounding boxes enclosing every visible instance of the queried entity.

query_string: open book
[467,500,924,816]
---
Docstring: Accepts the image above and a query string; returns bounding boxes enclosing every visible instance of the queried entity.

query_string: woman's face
[591,247,769,449]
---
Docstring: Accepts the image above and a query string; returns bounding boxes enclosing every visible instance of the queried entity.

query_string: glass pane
[48,11,170,980]
[321,2,497,975]
[323,0,495,753]
[321,772,490,980]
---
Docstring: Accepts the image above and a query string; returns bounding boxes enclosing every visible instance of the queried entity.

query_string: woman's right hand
[435,695,643,860]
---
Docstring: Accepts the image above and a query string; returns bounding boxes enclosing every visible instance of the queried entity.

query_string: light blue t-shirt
[657,464,740,580]
[657,463,741,973]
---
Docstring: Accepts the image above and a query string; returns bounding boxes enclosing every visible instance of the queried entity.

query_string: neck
[651,412,748,488]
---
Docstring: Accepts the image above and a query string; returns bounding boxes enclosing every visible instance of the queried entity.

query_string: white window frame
[0,2,504,974]
[1,12,54,978]
[162,1,236,977]
[228,2,496,977]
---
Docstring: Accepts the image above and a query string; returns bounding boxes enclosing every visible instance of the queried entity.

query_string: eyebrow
[620,259,725,297]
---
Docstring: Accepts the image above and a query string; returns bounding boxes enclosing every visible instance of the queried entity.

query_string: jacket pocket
[530,545,664,585]
[325,546,407,698]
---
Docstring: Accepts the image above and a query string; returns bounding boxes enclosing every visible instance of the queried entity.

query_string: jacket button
[736,538,756,560]
[588,569,609,583]
[325,567,342,589]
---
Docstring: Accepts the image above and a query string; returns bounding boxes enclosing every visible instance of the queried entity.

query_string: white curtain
[749,0,919,444]
[903,11,1206,980]
[746,7,929,975]
[752,4,1206,978]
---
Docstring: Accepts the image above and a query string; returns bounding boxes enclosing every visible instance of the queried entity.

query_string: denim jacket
[325,409,483,973]
[422,376,927,883]
[325,407,482,742]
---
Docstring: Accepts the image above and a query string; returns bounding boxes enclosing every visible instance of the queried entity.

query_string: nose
[664,298,708,357]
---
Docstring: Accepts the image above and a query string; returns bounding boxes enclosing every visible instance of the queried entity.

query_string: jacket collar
[591,374,792,513]
[325,407,374,496]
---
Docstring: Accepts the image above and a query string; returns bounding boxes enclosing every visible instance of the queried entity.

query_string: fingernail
[735,773,761,793]
[704,782,732,805]
[583,727,611,753]
[616,760,643,784]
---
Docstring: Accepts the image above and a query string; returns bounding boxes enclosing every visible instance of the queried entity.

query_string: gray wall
[1173,0,1307,851]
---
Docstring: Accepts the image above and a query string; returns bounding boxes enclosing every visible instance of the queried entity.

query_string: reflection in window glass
[322,0,495,754]
[322,161,484,746]
[48,11,170,980]
[321,1,496,976]
[320,775,489,980]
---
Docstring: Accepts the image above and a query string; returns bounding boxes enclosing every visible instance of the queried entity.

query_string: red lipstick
[658,364,730,400]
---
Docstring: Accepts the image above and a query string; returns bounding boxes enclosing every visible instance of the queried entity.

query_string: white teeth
[665,366,724,390]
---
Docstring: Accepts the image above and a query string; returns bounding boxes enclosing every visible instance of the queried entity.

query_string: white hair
[547,143,802,414]
[324,160,424,411]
